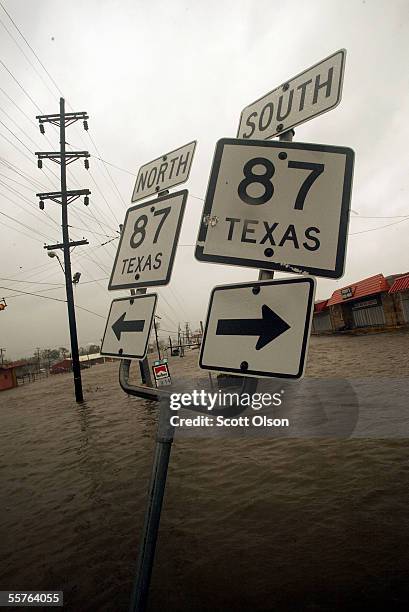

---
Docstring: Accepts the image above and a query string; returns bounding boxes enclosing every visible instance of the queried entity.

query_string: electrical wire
[350,216,409,235]
[0,284,105,318]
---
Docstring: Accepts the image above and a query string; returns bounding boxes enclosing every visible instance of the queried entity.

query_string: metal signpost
[100,294,157,360]
[200,277,315,379]
[237,49,346,140]
[109,190,188,290]
[195,138,354,279]
[131,141,196,202]
[104,143,194,612]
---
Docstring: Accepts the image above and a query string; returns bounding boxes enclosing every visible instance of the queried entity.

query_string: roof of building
[314,300,328,313]
[79,353,102,362]
[389,274,409,294]
[51,353,103,366]
[8,360,30,368]
[327,274,390,307]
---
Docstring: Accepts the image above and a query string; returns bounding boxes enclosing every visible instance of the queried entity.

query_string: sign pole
[129,399,175,612]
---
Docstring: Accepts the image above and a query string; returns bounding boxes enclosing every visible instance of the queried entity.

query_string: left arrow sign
[112,312,145,341]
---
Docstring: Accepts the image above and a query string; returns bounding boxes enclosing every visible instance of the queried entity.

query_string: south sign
[237,49,346,140]
[195,139,354,279]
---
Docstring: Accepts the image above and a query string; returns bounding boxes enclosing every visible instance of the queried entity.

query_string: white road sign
[101,294,157,359]
[200,277,316,379]
[195,139,354,279]
[109,190,188,290]
[237,49,346,140]
[131,141,196,202]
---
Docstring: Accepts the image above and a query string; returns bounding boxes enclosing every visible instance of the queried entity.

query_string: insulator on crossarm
[84,196,89,206]
[40,124,45,134]
[83,120,88,131]
[37,159,43,169]
[84,159,89,170]
[39,200,45,210]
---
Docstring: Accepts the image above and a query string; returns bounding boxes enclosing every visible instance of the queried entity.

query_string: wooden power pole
[35,98,91,403]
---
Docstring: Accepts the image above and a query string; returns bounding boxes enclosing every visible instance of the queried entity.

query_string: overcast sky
[0,0,408,359]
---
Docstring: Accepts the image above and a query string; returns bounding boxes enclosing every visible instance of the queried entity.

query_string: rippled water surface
[1,333,409,611]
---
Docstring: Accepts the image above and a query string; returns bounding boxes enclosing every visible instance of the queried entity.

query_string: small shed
[0,365,18,392]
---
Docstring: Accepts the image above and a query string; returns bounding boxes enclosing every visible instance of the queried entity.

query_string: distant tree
[88,344,100,354]
[59,347,69,359]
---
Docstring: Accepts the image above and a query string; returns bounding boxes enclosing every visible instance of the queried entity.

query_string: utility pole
[35,98,91,403]
[0,348,5,365]
[35,347,41,373]
[153,316,161,360]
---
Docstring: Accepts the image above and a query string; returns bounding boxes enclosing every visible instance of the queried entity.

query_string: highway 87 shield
[200,278,316,379]
[109,190,187,290]
[101,294,157,359]
[195,139,354,279]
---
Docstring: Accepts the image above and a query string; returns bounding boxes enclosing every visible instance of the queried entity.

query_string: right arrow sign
[216,305,291,350]
[200,277,316,379]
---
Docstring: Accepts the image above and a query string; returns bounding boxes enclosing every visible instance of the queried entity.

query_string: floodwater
[1,331,409,611]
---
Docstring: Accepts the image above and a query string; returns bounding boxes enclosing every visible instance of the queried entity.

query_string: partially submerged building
[312,272,409,333]
[0,364,18,392]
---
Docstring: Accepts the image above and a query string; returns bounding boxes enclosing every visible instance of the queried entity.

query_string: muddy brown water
[1,332,409,611]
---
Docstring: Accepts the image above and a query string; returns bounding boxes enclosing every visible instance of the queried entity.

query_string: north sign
[109,190,187,290]
[237,49,346,140]
[101,294,157,359]
[200,278,316,379]
[131,141,196,202]
[195,139,354,279]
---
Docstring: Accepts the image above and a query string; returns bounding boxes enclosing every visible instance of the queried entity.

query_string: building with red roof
[388,273,409,325]
[312,272,409,333]
[0,364,18,392]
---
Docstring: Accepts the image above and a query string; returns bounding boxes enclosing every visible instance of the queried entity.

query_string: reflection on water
[0,357,409,611]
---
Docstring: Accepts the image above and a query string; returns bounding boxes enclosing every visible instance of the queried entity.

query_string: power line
[0,58,42,113]
[0,277,63,285]
[0,1,63,98]
[0,207,53,241]
[350,216,409,235]
[86,130,127,210]
[0,3,126,229]
[352,213,409,219]
[0,13,59,102]
[0,284,105,318]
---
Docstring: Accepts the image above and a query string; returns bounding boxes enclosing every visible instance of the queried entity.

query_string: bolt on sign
[131,141,196,202]
[200,277,316,379]
[101,294,157,359]
[109,190,188,290]
[237,49,346,140]
[195,138,354,279]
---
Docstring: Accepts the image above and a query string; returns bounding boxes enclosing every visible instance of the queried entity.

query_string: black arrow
[216,305,290,350]
[112,312,145,341]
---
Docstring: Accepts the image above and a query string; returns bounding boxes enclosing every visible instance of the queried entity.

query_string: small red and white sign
[152,362,172,387]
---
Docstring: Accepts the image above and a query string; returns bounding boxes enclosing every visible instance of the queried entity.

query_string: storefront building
[327,274,397,331]
[312,300,332,333]
[388,274,409,324]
